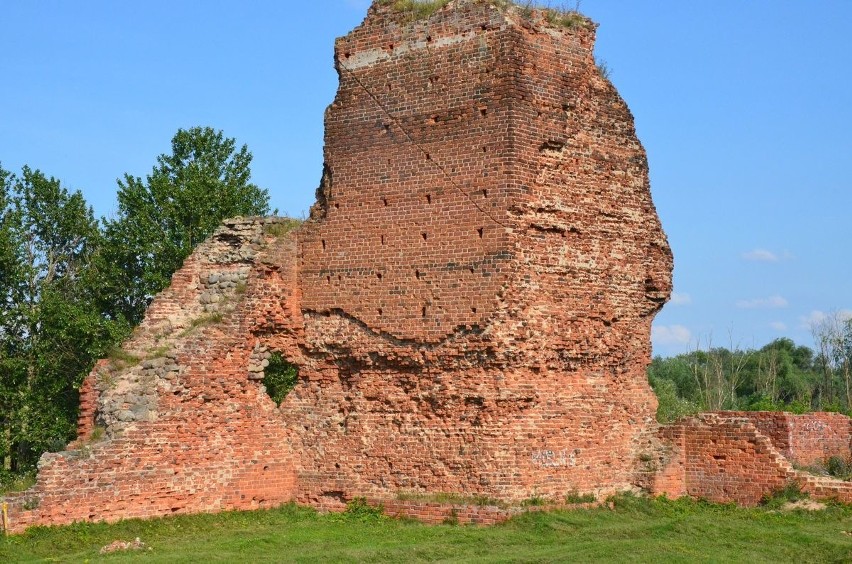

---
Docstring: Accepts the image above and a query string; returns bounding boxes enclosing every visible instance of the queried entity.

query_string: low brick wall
[721,411,851,466]
[654,412,852,506]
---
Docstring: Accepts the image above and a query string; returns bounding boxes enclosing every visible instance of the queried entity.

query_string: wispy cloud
[670,292,692,306]
[741,249,794,262]
[652,324,692,345]
[736,295,789,309]
[769,321,787,331]
[799,309,852,328]
[742,248,778,262]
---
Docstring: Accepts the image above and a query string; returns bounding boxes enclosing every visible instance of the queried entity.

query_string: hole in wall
[540,140,566,153]
[422,232,428,241]
[426,35,432,43]
[326,275,331,284]
[415,269,421,279]
[480,107,487,117]
[334,202,340,210]
[321,239,326,251]
[381,234,385,245]
[482,189,488,198]
[376,272,383,280]
[425,152,431,160]
[471,307,478,314]
[377,308,383,316]
[422,306,427,317]
[382,197,389,207]
[426,194,432,204]
[261,352,299,407]
[477,227,484,239]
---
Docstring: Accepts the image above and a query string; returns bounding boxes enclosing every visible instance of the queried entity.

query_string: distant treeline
[649,318,852,422]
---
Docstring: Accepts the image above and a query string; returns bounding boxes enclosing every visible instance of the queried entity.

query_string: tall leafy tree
[0,166,122,473]
[100,127,270,324]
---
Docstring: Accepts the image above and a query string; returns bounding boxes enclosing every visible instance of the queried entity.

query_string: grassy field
[2,495,851,563]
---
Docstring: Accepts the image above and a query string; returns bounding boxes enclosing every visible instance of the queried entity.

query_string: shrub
[262,353,299,406]
[565,491,596,504]
[761,481,806,509]
[343,497,385,521]
[826,456,852,481]
[650,376,699,423]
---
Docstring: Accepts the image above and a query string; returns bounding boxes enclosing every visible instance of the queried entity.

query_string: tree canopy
[99,126,270,324]
[649,333,852,423]
[0,165,124,473]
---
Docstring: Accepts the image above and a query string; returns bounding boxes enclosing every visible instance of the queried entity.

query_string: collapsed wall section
[721,411,852,467]
[2,219,302,533]
[653,412,852,506]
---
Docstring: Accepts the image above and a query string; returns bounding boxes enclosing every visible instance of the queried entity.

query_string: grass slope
[2,496,851,562]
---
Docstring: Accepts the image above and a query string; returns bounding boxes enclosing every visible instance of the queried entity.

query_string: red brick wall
[654,414,797,506]
[2,218,301,533]
[788,413,851,465]
[2,2,674,532]
[654,412,852,506]
[719,411,851,466]
[290,0,671,506]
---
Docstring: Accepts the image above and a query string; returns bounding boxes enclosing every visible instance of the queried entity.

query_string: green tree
[100,126,270,324]
[0,166,123,474]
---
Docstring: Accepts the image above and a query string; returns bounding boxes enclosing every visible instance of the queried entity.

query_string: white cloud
[800,309,852,328]
[769,321,787,331]
[670,292,692,306]
[652,324,692,345]
[742,248,779,262]
[741,249,795,263]
[735,295,789,309]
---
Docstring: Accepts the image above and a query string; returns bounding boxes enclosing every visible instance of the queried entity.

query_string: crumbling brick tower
[2,0,673,532]
[290,0,672,504]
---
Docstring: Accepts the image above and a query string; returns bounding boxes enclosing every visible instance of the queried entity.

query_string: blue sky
[1,1,849,357]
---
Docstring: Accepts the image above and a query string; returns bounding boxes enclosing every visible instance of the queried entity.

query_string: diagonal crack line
[338,60,507,228]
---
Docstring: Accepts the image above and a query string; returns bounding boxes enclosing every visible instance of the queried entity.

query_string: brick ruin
[3,1,851,532]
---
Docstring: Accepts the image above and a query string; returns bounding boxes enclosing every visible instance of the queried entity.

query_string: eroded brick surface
[15,1,849,533]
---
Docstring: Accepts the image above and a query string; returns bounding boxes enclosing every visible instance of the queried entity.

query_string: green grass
[396,491,506,507]
[381,0,452,21]
[262,218,302,238]
[3,496,852,562]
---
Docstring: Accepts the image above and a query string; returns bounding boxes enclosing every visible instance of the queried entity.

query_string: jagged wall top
[342,1,598,62]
